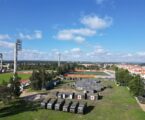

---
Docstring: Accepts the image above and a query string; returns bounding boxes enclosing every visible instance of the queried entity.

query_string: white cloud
[55,14,112,43]
[63,48,83,60]
[56,28,96,43]
[2,46,145,62]
[74,36,85,43]
[18,49,48,60]
[56,30,73,41]
[0,41,14,48]
[71,48,82,53]
[81,15,112,29]
[0,30,42,49]
[56,28,96,41]
[86,46,108,57]
[34,31,42,39]
[69,28,96,36]
[0,34,10,40]
[19,30,42,40]
[136,52,145,56]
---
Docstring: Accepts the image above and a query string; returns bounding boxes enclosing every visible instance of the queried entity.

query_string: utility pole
[58,53,61,67]
[13,39,22,74]
[0,53,3,70]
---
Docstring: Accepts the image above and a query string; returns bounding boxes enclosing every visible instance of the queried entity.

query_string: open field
[0,73,31,84]
[0,80,145,120]
[65,71,110,78]
[69,71,109,76]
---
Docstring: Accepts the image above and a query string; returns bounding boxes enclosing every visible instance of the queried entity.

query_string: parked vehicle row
[40,98,87,114]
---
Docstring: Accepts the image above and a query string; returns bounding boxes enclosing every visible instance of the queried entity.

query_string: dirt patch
[20,90,39,97]
[135,97,145,112]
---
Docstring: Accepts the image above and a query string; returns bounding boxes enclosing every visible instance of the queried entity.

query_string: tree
[30,70,42,90]
[9,73,21,97]
[115,68,131,86]
[129,75,144,96]
[39,69,49,89]
[30,69,54,90]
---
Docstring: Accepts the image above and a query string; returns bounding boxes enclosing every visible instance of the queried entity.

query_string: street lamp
[58,52,61,67]
[14,39,22,74]
[0,53,3,70]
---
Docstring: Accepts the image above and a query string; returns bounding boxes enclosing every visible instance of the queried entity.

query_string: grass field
[0,73,31,84]
[69,71,109,76]
[0,80,145,120]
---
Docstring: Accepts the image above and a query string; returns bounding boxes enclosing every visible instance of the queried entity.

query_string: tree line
[115,67,144,96]
[30,69,56,90]
[75,64,100,70]
[17,62,76,71]
[30,63,76,90]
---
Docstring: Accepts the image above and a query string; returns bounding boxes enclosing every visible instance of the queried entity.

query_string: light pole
[0,53,3,70]
[58,53,61,67]
[14,39,22,74]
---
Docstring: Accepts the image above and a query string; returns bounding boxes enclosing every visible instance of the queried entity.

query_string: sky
[0,0,145,62]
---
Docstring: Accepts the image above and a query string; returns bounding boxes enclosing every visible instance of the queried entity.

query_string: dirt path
[135,97,145,112]
[20,90,39,97]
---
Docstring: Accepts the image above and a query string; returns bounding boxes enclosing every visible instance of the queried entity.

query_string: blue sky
[0,0,145,62]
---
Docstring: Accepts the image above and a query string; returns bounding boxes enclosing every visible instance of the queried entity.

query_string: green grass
[0,73,31,84]
[70,71,109,76]
[0,81,145,120]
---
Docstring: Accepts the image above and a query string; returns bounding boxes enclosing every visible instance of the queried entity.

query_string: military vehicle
[77,102,87,114]
[47,98,57,110]
[40,98,51,109]
[69,101,79,113]
[54,99,65,111]
[62,100,73,112]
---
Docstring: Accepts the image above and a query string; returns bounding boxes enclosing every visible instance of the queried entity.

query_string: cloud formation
[0,34,11,40]
[56,14,112,43]
[0,41,14,48]
[19,30,43,40]
[56,28,96,43]
[2,46,145,62]
[81,15,112,29]
[0,30,43,50]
